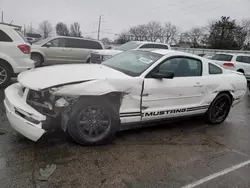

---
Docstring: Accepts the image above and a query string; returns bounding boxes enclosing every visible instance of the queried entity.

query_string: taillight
[223,62,234,67]
[18,44,30,54]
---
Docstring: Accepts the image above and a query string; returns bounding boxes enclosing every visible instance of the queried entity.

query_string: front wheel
[206,93,232,124]
[0,63,12,88]
[67,98,118,146]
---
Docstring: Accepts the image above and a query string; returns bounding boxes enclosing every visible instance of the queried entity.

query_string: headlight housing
[101,55,112,62]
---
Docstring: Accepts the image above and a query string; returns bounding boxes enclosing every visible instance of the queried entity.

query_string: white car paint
[90,41,171,64]
[4,49,247,142]
[210,53,250,81]
[0,25,35,74]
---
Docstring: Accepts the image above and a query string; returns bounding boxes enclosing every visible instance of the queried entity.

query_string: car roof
[0,24,19,30]
[54,35,101,42]
[131,41,170,46]
[214,52,250,56]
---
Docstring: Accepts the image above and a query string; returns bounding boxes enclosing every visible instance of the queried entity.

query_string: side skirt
[119,112,206,131]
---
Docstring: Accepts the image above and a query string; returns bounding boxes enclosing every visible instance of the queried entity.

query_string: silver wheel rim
[0,66,7,85]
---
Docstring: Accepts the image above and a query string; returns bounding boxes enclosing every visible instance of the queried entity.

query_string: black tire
[206,93,232,124]
[0,63,12,88]
[67,97,118,146]
[86,58,90,63]
[31,53,43,67]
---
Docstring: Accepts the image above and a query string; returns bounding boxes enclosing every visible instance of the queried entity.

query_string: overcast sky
[1,0,250,39]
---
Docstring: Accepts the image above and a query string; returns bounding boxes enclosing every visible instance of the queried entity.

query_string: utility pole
[1,11,3,23]
[97,15,102,40]
[30,22,33,34]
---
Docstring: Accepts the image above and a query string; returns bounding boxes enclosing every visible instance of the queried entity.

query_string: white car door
[142,56,207,122]
[42,38,71,64]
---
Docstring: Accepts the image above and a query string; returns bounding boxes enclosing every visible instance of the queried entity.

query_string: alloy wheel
[76,105,111,140]
[0,66,7,85]
[211,97,231,122]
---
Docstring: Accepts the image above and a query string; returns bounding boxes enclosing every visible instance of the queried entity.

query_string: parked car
[198,53,214,59]
[90,41,171,64]
[210,53,250,89]
[0,25,34,87]
[4,49,247,145]
[26,37,40,44]
[31,36,104,67]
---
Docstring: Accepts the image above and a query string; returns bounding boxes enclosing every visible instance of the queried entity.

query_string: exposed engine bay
[26,89,78,130]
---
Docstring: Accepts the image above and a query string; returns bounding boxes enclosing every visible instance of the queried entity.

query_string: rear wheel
[0,63,12,88]
[206,93,232,124]
[31,53,43,67]
[67,98,118,146]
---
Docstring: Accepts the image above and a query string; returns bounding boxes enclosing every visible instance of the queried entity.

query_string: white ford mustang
[4,49,247,145]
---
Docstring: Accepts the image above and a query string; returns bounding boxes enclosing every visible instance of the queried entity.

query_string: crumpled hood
[18,64,130,90]
[92,49,123,56]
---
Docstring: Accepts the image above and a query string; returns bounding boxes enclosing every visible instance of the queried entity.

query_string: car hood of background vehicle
[18,64,131,90]
[92,49,123,56]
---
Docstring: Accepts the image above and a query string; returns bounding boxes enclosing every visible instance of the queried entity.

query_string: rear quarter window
[211,54,233,61]
[209,63,222,74]
[0,29,13,42]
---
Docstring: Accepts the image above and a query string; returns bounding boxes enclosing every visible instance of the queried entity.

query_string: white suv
[90,41,171,64]
[0,24,34,87]
[210,53,250,89]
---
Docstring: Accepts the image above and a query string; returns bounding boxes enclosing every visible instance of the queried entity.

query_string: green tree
[56,22,70,36]
[208,16,247,49]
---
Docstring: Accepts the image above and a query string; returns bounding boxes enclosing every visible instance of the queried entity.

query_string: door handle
[194,84,204,87]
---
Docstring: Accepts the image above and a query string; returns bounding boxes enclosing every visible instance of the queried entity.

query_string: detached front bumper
[4,83,46,141]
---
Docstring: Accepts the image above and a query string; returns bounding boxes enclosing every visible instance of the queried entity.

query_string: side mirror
[45,42,51,47]
[151,71,174,79]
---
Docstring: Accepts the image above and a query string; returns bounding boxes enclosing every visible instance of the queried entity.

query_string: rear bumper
[4,83,46,141]
[12,58,35,74]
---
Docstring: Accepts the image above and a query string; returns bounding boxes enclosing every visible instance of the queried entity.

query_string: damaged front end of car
[25,87,80,132]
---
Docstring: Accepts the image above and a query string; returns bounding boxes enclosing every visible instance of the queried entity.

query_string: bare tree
[38,20,53,39]
[70,22,82,37]
[145,21,162,42]
[182,27,206,47]
[160,22,179,44]
[56,22,70,36]
[101,37,111,44]
[115,31,131,44]
[129,24,148,41]
[242,19,250,43]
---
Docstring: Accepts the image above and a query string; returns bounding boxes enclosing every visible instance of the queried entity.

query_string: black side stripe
[120,112,141,118]
[187,105,209,112]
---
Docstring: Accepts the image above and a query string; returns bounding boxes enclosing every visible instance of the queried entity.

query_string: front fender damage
[28,79,142,132]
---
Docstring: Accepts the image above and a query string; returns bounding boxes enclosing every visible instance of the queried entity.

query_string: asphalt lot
[1,82,250,188]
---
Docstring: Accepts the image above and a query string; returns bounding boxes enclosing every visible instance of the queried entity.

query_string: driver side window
[47,38,67,47]
[153,57,202,77]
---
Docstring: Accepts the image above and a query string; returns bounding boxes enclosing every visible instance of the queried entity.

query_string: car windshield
[115,41,142,51]
[102,50,163,77]
[211,54,233,61]
[33,37,53,45]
